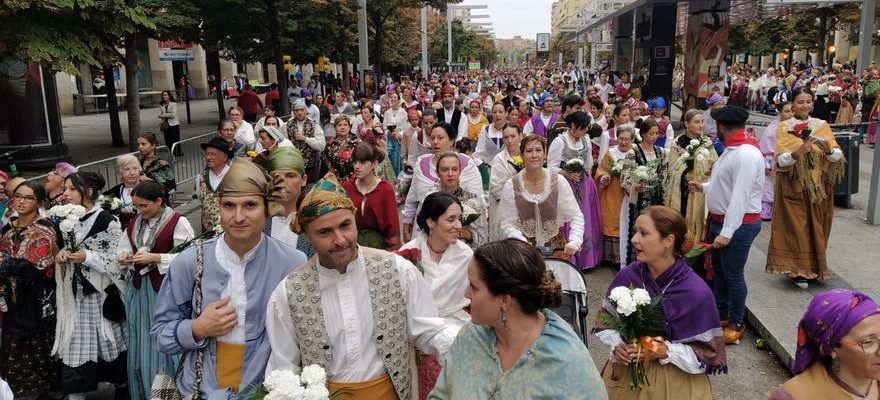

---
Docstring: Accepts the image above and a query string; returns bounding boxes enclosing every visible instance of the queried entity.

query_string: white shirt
[115,209,195,274]
[290,119,326,152]
[702,143,765,238]
[307,104,321,125]
[214,234,263,344]
[270,212,300,249]
[383,107,410,133]
[195,164,231,199]
[265,248,460,382]
[497,171,584,249]
[473,123,505,164]
[596,82,614,104]
[442,108,469,139]
[547,133,593,175]
[399,238,471,328]
[235,122,256,146]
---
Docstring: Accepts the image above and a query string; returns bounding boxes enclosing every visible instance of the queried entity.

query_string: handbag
[150,240,206,400]
[160,119,170,132]
[102,284,126,322]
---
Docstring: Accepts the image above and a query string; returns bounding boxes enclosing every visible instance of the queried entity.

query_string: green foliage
[0,0,155,72]
[429,18,496,68]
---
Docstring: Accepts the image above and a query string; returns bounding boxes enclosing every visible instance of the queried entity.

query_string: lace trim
[517,218,561,242]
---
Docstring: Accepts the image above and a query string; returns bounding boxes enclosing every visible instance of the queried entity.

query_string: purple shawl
[529,113,560,138]
[606,257,728,374]
[792,289,880,374]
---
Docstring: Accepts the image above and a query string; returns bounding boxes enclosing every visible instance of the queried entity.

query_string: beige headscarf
[217,158,286,216]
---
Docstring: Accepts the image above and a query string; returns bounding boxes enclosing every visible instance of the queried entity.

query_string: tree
[364,0,460,74]
[0,0,155,147]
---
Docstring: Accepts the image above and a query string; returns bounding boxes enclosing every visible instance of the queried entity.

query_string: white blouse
[265,248,459,382]
[399,238,472,328]
[497,170,584,249]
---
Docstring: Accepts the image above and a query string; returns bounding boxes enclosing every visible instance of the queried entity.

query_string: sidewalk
[60,98,238,165]
[742,125,880,369]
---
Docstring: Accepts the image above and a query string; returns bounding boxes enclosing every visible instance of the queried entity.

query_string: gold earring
[500,308,508,329]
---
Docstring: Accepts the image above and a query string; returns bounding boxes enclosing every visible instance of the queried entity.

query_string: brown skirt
[603,235,621,263]
[765,173,835,280]
[602,361,713,400]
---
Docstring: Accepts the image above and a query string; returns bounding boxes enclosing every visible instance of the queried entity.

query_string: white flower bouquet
[248,365,347,400]
[49,204,86,251]
[598,286,664,390]
[97,195,124,214]
[561,157,586,175]
[609,158,624,177]
[677,136,714,164]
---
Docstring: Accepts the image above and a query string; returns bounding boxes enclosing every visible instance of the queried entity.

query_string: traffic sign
[158,40,195,61]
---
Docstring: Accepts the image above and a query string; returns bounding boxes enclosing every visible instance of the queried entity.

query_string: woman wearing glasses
[770,289,880,399]
[0,181,62,398]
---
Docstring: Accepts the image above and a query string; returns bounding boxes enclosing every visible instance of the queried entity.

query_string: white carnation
[264,369,298,392]
[300,365,326,387]
[696,154,706,162]
[69,205,87,218]
[608,286,631,303]
[689,139,700,146]
[274,378,304,400]
[49,205,66,218]
[59,219,75,233]
[698,148,711,157]
[616,296,637,317]
[631,288,651,306]
[65,214,80,223]
[301,384,330,400]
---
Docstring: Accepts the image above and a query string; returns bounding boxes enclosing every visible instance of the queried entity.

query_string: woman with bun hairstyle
[595,206,726,399]
[53,171,129,399]
[429,238,607,399]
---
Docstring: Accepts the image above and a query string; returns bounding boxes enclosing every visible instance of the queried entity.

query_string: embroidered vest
[287,119,320,169]
[199,171,222,232]
[284,247,411,400]
[126,212,181,291]
[560,136,592,175]
[512,175,561,246]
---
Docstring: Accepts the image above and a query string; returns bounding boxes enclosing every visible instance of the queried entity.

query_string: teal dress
[429,309,608,399]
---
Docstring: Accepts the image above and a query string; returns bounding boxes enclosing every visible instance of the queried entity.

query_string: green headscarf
[292,172,355,233]
[266,147,305,174]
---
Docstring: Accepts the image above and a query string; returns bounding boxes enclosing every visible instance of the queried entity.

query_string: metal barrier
[170,131,218,185]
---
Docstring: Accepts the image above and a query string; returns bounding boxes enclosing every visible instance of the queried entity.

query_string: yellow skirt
[328,373,400,400]
[602,361,713,400]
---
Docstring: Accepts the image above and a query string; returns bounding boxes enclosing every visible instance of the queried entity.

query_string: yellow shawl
[775,117,846,204]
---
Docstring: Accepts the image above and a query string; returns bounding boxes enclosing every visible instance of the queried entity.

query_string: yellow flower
[513,155,524,166]
[246,150,258,157]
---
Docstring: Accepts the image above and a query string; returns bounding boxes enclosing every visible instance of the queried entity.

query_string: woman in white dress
[488,123,524,240]
[400,193,472,399]
[497,135,583,260]
[473,103,508,166]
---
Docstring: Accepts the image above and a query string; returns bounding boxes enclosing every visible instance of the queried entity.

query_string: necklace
[426,239,448,257]
[829,370,875,399]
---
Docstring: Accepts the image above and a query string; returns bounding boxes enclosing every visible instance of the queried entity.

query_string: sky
[458,0,554,40]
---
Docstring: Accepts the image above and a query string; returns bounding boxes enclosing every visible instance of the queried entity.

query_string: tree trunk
[815,11,829,67]
[104,65,125,147]
[265,0,289,116]
[206,48,226,122]
[124,34,141,152]
[342,62,351,93]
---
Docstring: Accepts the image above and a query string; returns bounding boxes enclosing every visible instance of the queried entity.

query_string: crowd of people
[0,62,870,400]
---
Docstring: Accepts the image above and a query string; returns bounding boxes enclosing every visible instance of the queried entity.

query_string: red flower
[792,122,809,139]
[396,248,421,263]
[797,327,809,346]
[339,148,353,162]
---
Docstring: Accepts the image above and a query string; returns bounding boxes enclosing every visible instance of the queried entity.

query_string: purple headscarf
[792,289,880,374]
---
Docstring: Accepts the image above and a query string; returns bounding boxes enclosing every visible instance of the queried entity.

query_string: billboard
[468,59,481,70]
[536,33,550,58]
[158,40,195,62]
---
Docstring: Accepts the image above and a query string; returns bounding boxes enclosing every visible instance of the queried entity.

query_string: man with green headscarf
[153,158,306,398]
[265,173,459,400]
[265,146,314,257]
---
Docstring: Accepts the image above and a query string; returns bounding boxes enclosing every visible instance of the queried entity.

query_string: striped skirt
[127,283,179,400]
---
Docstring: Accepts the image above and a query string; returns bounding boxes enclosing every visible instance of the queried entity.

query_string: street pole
[862,0,880,224]
[421,7,429,80]
[183,62,192,124]
[447,10,453,73]
[357,0,369,95]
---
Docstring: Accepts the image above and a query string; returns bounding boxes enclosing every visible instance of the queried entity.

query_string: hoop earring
[500,308,508,329]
